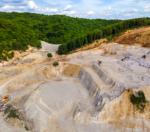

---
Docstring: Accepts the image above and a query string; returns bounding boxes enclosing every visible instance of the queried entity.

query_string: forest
[0,12,122,61]
[0,12,150,60]
[58,18,150,54]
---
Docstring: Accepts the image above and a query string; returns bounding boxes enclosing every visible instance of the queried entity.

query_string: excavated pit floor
[1,43,150,132]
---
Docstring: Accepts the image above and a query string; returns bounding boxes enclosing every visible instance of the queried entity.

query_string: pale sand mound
[41,41,60,53]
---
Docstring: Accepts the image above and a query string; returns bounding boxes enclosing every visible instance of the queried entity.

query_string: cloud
[144,5,149,8]
[121,9,138,13]
[64,5,72,11]
[57,10,76,15]
[28,1,37,9]
[2,5,15,10]
[87,11,95,15]
[1,5,26,10]
[68,10,76,14]
[109,7,111,10]
[100,11,112,16]
[38,8,58,13]
[124,14,131,16]
[144,9,149,12]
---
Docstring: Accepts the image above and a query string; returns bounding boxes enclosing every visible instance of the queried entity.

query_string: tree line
[58,18,149,55]
[0,12,122,61]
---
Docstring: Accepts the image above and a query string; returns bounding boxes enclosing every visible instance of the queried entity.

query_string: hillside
[0,12,121,44]
[0,12,122,61]
[58,18,150,54]
[114,26,150,47]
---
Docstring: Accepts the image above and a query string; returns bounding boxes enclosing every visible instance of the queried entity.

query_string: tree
[47,53,53,61]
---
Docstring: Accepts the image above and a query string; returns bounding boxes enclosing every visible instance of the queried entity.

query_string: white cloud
[87,11,95,15]
[144,9,149,12]
[124,14,131,16]
[57,10,76,15]
[44,8,57,12]
[144,5,149,8]
[2,5,15,10]
[28,1,58,13]
[109,7,111,10]
[37,8,58,13]
[68,10,76,14]
[28,1,38,9]
[133,9,138,12]
[64,5,72,11]
[121,9,138,13]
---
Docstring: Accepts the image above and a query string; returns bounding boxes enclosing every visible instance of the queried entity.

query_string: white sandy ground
[0,42,150,131]
[41,41,60,53]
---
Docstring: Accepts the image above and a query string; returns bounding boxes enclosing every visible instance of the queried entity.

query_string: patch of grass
[94,44,98,48]
[22,54,28,57]
[4,104,12,115]
[130,91,147,110]
[25,126,29,131]
[7,109,19,119]
[103,40,105,43]
[127,89,130,92]
[53,61,59,67]
[87,47,92,50]
[16,58,19,60]
[106,36,114,41]
[136,34,141,37]
[4,104,20,119]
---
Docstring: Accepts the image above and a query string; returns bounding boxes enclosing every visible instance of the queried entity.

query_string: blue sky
[0,0,150,19]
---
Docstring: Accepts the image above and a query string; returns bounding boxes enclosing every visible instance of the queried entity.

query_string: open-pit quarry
[1,40,150,132]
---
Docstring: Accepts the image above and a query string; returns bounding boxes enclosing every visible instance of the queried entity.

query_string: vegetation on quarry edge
[130,91,147,110]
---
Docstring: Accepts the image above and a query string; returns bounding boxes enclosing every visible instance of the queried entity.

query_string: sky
[0,0,150,19]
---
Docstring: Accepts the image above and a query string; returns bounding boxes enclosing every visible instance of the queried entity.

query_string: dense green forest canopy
[0,12,150,60]
[0,11,122,61]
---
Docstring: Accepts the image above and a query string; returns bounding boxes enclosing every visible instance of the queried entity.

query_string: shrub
[2,55,7,61]
[127,89,130,92]
[47,53,52,58]
[4,104,20,119]
[130,91,147,110]
[7,109,19,119]
[53,61,58,66]
[47,53,53,61]
[7,51,14,59]
[4,104,12,115]
[106,36,114,41]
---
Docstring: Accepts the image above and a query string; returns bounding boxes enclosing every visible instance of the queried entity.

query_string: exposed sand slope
[114,26,150,47]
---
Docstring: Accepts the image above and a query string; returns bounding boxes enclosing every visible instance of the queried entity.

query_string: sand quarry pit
[1,41,150,132]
